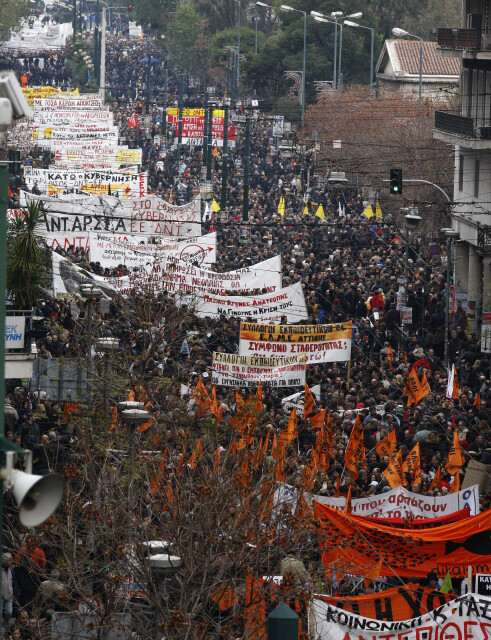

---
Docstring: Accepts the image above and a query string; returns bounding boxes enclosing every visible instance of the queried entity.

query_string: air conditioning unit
[327,171,348,184]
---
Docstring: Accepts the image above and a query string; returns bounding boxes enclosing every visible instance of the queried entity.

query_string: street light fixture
[392,27,423,105]
[255,1,279,54]
[281,5,306,126]
[344,20,375,94]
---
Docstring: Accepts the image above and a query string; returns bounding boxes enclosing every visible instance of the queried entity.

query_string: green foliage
[0,0,31,41]
[7,202,50,310]
[164,2,204,76]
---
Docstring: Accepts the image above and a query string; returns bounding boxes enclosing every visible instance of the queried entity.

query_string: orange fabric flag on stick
[406,369,424,406]
[344,484,352,514]
[474,393,481,410]
[429,467,442,491]
[303,383,317,418]
[188,438,203,470]
[280,407,298,444]
[138,401,153,433]
[344,417,363,479]
[445,429,465,475]
[214,446,221,473]
[254,381,263,413]
[383,450,404,489]
[310,409,327,429]
[127,390,135,401]
[176,444,186,475]
[387,345,394,364]
[235,391,245,409]
[194,380,211,415]
[402,442,422,486]
[335,474,341,497]
[150,449,168,495]
[450,472,460,494]
[211,386,219,416]
[109,404,118,431]
[375,430,397,459]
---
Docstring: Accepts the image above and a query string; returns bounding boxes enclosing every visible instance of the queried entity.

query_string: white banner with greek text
[211,352,306,388]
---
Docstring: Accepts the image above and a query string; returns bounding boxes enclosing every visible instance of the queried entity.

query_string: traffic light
[390,168,403,195]
[128,3,132,12]
[8,150,20,175]
[136,102,143,113]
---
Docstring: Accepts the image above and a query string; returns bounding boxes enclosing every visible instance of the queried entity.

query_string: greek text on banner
[212,352,306,388]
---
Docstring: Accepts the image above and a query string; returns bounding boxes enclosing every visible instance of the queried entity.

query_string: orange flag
[127,390,135,401]
[310,409,327,429]
[189,438,203,470]
[138,400,153,433]
[235,391,245,409]
[387,345,394,364]
[194,380,211,415]
[374,430,397,459]
[445,429,465,475]
[402,442,422,486]
[344,417,363,479]
[254,381,263,413]
[280,407,298,444]
[252,438,263,470]
[419,372,431,401]
[303,383,317,418]
[365,558,383,580]
[429,467,442,492]
[211,386,219,416]
[109,404,118,431]
[344,484,352,514]
[405,369,423,406]
[404,352,407,363]
[452,365,460,400]
[214,445,221,473]
[301,457,317,492]
[335,474,341,497]
[271,432,279,461]
[149,449,168,495]
[450,472,460,494]
[474,393,481,410]
[383,450,404,489]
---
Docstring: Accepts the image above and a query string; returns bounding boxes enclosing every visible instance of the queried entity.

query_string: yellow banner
[240,322,351,344]
[167,107,226,118]
[22,86,79,105]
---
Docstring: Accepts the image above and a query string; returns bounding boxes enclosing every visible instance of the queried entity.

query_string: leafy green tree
[0,0,32,41]
[164,2,205,76]
[7,202,50,309]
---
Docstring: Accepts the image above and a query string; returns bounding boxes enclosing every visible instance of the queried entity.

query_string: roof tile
[394,40,461,76]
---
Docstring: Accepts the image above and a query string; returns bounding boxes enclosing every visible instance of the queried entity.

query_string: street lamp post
[344,20,374,94]
[119,404,148,515]
[311,11,361,90]
[221,98,230,211]
[281,5,306,126]
[233,0,241,98]
[442,228,460,367]
[80,284,102,389]
[403,211,421,307]
[255,2,279,52]
[392,27,423,105]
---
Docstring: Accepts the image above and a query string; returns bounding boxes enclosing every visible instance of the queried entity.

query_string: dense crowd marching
[1,15,491,640]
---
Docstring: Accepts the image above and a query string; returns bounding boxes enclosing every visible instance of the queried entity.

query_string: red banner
[167,108,236,147]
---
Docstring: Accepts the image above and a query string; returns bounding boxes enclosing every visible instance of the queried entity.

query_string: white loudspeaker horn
[11,471,65,527]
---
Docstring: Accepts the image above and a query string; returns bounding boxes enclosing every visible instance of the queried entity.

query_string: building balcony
[436,27,491,58]
[434,110,491,149]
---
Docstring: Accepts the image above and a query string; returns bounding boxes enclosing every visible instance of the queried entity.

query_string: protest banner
[310,594,491,640]
[239,322,352,364]
[314,584,454,622]
[33,97,105,110]
[281,384,321,414]
[32,110,113,125]
[54,146,142,169]
[211,353,306,388]
[315,484,479,518]
[88,231,216,268]
[179,282,307,323]
[22,86,80,105]
[314,500,491,577]
[52,251,116,297]
[107,256,282,296]
[23,168,147,197]
[167,107,236,147]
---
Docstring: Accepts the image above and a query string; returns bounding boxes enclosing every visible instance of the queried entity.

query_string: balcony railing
[437,28,481,50]
[435,111,475,137]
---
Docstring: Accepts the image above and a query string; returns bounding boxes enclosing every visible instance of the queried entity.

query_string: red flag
[474,393,481,410]
[127,112,138,128]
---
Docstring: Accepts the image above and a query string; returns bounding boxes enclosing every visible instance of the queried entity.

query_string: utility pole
[99,7,106,96]
[73,0,77,35]
[145,54,151,115]
[242,113,250,222]
[220,101,229,210]
[203,91,209,177]
[176,73,184,167]
[162,66,168,142]
[206,101,213,181]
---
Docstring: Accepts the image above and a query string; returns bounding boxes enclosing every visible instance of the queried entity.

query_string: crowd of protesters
[1,16,491,637]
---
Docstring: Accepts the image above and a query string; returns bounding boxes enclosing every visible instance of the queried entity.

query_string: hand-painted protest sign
[88,231,216,268]
[239,322,351,364]
[179,282,307,323]
[167,107,236,147]
[23,168,147,197]
[211,352,306,388]
[310,594,491,640]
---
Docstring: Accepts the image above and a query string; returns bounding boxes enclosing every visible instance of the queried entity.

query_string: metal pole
[404,222,409,307]
[369,27,374,95]
[221,103,229,210]
[255,4,258,54]
[338,23,343,89]
[242,114,250,222]
[207,103,213,181]
[99,8,106,96]
[444,236,451,367]
[237,1,241,98]
[301,12,306,126]
[333,20,338,91]
[225,50,230,98]
[128,423,135,515]
[73,0,77,35]
[162,67,168,141]
[0,165,8,609]
[418,37,423,105]
[203,92,209,175]
[177,73,184,164]
[145,54,151,115]
[93,27,99,86]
